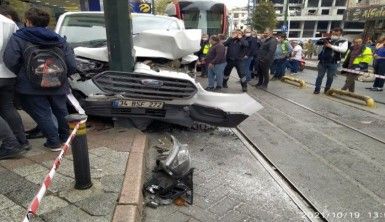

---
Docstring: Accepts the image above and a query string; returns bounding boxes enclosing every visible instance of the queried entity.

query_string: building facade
[242,0,364,39]
[228,7,249,30]
[345,0,385,40]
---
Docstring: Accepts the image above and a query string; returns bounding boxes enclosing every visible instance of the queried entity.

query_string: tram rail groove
[257,89,385,146]
[233,128,326,222]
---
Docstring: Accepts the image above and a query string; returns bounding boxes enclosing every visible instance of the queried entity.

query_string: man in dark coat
[4,8,77,151]
[223,30,249,92]
[256,28,277,88]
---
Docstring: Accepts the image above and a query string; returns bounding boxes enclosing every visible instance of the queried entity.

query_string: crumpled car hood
[74,29,201,62]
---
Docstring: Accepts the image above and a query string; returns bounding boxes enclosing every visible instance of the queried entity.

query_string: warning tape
[304,60,385,80]
[22,93,86,222]
[23,119,86,222]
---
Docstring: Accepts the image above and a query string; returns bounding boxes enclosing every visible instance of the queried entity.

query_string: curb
[112,131,148,222]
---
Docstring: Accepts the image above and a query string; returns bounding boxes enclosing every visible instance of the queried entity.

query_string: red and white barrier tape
[22,119,86,222]
[305,60,385,80]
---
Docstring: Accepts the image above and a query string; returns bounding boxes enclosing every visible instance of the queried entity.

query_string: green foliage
[154,0,171,15]
[251,0,277,32]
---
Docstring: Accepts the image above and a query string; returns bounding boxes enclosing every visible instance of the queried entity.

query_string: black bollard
[65,114,92,190]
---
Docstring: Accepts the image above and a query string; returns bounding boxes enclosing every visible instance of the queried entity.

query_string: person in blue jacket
[4,8,77,151]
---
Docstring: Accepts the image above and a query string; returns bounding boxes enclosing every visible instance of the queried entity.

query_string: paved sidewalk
[143,127,308,222]
[0,112,142,222]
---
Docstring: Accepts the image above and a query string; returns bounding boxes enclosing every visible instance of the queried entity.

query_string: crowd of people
[197,29,309,92]
[0,6,76,159]
[198,26,385,95]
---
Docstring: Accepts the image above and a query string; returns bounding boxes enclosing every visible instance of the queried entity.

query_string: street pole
[152,0,155,14]
[103,0,135,72]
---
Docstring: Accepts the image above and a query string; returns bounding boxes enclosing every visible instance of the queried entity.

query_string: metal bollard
[65,114,93,190]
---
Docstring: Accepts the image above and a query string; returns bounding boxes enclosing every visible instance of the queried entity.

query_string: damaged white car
[55,12,262,128]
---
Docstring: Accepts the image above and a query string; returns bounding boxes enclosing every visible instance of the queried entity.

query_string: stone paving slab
[0,113,142,222]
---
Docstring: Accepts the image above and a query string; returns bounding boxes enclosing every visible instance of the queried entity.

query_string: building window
[290,21,301,29]
[337,9,345,15]
[234,13,239,18]
[289,31,300,38]
[318,21,328,30]
[321,9,329,15]
[289,0,303,4]
[307,10,317,15]
[272,0,284,4]
[304,21,316,29]
[335,0,347,6]
[331,21,341,29]
[303,31,314,37]
[344,22,365,29]
[321,0,333,6]
[308,0,319,7]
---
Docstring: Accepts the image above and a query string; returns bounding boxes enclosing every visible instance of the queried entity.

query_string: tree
[154,0,171,15]
[251,0,277,32]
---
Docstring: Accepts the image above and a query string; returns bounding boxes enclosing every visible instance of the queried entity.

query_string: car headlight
[160,135,191,178]
[76,57,104,73]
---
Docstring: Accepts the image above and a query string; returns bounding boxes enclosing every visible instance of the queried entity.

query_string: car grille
[93,71,197,100]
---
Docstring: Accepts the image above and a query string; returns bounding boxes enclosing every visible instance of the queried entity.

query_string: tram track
[233,127,326,222]
[256,88,385,146]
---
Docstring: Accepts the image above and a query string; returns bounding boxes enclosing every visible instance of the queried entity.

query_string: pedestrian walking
[204,35,226,91]
[197,34,211,77]
[223,30,249,92]
[271,33,292,80]
[255,28,277,88]
[4,8,77,151]
[341,37,373,93]
[243,28,259,82]
[0,6,30,151]
[286,41,303,75]
[367,36,385,91]
[314,27,348,94]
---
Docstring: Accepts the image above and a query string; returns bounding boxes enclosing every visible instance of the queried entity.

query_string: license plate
[113,100,164,109]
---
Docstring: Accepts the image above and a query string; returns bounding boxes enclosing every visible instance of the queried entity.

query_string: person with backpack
[4,8,77,151]
[271,33,292,80]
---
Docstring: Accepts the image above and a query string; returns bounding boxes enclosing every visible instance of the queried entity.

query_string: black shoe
[371,87,383,91]
[324,88,330,94]
[21,142,32,151]
[223,82,228,88]
[205,87,214,91]
[25,127,44,139]
[313,90,320,94]
[365,87,374,90]
[43,143,62,152]
[255,83,262,88]
[0,146,25,160]
[242,86,248,92]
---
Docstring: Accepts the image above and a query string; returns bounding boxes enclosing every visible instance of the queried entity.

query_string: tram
[166,0,228,36]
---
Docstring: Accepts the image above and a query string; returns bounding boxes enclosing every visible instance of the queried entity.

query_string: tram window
[207,11,222,35]
[182,10,200,29]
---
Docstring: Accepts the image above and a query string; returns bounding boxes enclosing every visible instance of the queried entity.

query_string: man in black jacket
[256,28,277,88]
[223,30,249,92]
[243,28,260,82]
[4,8,77,151]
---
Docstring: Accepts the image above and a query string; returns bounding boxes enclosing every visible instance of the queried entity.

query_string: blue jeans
[208,63,226,88]
[273,58,287,78]
[243,57,253,82]
[270,59,279,76]
[287,59,300,73]
[315,62,338,92]
[21,94,69,146]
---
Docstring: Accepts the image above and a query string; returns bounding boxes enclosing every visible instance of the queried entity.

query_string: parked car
[55,12,262,129]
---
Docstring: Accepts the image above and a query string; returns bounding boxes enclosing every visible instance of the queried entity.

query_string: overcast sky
[221,0,248,9]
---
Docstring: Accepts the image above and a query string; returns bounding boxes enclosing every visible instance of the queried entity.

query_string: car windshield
[58,13,181,48]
